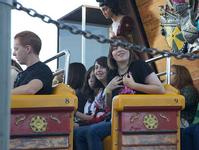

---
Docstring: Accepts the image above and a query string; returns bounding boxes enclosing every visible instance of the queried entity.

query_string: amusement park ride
[0,0,198,150]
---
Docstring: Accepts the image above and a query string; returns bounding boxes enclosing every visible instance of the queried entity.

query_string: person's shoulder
[36,62,52,72]
[130,60,153,74]
[131,60,146,67]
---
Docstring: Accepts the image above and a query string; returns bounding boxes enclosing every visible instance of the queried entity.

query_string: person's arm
[75,111,93,121]
[123,72,165,94]
[11,79,43,95]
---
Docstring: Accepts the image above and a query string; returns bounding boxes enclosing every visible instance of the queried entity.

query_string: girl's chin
[116,59,128,63]
[97,77,105,81]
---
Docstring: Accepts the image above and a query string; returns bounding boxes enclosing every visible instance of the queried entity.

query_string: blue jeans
[74,121,111,150]
[181,124,199,150]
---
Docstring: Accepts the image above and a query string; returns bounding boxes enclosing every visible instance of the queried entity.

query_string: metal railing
[145,54,171,84]
[43,50,70,84]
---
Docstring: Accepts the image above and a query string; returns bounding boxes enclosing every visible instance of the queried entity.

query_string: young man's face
[100,5,112,19]
[13,38,28,65]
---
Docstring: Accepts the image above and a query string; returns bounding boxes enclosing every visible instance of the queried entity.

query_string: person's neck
[100,79,107,87]
[117,61,129,76]
[111,14,123,23]
[26,55,40,67]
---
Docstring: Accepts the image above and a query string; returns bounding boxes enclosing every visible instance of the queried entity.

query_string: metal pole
[166,57,171,84]
[43,51,66,64]
[145,54,166,63]
[43,50,70,84]
[64,50,70,84]
[0,0,12,149]
[81,5,86,65]
[156,71,166,77]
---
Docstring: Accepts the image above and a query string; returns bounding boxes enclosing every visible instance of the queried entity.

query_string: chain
[12,0,199,60]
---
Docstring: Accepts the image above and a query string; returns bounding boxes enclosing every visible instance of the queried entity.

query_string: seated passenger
[12,31,53,95]
[67,62,87,114]
[74,56,110,150]
[171,65,199,126]
[75,66,96,125]
[75,62,110,126]
[11,59,23,88]
[75,35,165,150]
[170,65,199,150]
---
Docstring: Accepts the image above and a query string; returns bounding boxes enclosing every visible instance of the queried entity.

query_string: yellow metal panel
[11,83,78,110]
[10,83,77,150]
[113,94,185,111]
[111,84,185,150]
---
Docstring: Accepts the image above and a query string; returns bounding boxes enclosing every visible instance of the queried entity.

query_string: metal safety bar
[43,50,70,84]
[157,71,166,77]
[145,54,171,84]
[53,69,64,77]
[145,54,167,63]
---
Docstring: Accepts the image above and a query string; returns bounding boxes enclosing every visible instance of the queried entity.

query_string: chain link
[12,0,199,60]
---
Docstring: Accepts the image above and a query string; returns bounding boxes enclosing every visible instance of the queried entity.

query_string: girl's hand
[123,73,136,88]
[106,76,123,93]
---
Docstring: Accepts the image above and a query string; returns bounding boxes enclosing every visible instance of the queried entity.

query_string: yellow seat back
[109,84,184,150]
[10,83,77,150]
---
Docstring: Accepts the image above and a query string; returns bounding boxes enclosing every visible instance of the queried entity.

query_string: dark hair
[98,0,123,16]
[11,59,23,72]
[93,56,109,88]
[108,36,138,70]
[171,65,195,89]
[81,66,96,102]
[67,62,86,90]
[14,31,42,55]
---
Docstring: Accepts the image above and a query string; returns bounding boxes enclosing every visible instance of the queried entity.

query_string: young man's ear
[25,45,32,54]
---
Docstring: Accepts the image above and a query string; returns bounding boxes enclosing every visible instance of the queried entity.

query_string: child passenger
[75,66,98,125]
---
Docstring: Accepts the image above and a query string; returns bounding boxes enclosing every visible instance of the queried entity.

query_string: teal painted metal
[0,0,12,149]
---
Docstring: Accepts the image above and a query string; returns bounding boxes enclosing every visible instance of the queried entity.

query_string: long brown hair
[171,65,194,89]
[108,36,138,70]
[67,62,86,90]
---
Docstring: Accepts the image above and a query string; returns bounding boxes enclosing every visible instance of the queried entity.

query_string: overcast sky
[11,0,98,70]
